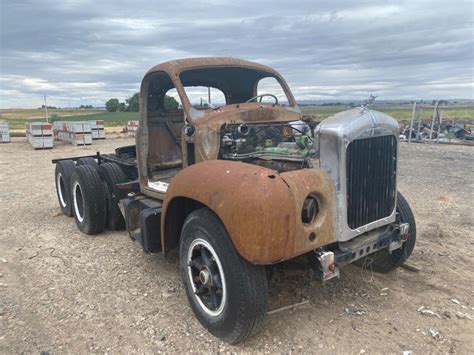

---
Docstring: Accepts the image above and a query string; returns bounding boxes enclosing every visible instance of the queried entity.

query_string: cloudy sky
[1,0,473,108]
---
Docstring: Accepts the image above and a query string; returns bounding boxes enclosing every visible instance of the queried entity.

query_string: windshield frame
[175,65,297,121]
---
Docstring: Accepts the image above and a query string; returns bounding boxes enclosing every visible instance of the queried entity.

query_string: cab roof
[146,57,282,78]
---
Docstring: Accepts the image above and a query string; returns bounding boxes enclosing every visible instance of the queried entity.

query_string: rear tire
[364,192,417,273]
[98,163,126,230]
[55,160,76,217]
[76,157,98,168]
[179,208,268,344]
[70,165,106,235]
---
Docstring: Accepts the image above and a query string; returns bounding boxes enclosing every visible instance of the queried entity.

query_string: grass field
[301,103,474,123]
[47,111,140,127]
[2,103,473,131]
[0,109,139,130]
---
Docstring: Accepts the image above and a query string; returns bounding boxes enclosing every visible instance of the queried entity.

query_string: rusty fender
[161,160,336,265]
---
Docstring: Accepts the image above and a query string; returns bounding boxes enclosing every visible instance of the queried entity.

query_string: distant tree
[164,95,179,110]
[118,102,127,112]
[126,92,179,112]
[126,93,140,112]
[105,98,120,112]
[50,113,60,123]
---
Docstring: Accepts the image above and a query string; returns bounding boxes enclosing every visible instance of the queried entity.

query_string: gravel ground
[1,136,473,354]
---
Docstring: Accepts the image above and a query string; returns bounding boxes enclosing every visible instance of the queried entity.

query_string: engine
[219,121,319,172]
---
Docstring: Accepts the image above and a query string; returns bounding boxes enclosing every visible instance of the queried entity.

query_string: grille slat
[346,135,397,229]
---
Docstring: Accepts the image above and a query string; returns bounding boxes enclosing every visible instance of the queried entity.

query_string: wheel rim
[57,173,66,207]
[72,181,85,222]
[187,238,227,317]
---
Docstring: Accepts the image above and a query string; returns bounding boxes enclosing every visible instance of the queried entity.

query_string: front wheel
[179,208,268,344]
[365,192,417,273]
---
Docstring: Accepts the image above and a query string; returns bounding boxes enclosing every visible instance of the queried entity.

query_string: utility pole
[429,100,440,143]
[44,95,49,123]
[208,87,211,104]
[408,101,417,143]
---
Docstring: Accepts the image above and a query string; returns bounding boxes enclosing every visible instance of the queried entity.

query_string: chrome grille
[346,135,397,229]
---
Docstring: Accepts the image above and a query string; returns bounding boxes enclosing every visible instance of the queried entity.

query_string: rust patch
[162,160,335,264]
[280,168,336,254]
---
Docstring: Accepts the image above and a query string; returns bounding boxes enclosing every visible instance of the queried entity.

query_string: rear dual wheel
[70,165,106,235]
[98,163,126,230]
[55,160,76,216]
[54,157,98,217]
[55,159,126,234]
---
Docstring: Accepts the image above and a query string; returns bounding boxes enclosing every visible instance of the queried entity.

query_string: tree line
[105,93,179,112]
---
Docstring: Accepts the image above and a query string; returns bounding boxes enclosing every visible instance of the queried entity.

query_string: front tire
[179,208,268,344]
[365,192,417,273]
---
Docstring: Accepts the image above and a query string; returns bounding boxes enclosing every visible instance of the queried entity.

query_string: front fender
[162,160,335,264]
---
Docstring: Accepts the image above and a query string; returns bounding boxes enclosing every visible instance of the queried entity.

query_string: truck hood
[193,103,302,125]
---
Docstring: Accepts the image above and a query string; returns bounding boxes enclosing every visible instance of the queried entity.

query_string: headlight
[301,195,319,224]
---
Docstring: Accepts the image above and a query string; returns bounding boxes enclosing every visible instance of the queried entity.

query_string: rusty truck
[52,57,416,344]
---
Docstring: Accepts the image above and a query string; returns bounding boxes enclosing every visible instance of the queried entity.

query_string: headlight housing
[301,195,319,224]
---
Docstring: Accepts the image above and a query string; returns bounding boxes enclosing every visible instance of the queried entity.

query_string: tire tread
[76,157,98,168]
[98,163,126,230]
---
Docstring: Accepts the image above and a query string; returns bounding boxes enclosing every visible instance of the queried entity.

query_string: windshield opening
[181,86,226,110]
[256,77,289,105]
[179,66,290,111]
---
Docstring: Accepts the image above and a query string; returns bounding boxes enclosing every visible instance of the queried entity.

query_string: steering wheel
[245,94,278,105]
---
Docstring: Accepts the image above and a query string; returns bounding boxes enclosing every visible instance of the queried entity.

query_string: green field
[1,110,139,130]
[2,103,473,131]
[301,103,474,123]
[49,111,140,127]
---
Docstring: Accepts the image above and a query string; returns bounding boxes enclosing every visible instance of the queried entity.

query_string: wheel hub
[199,269,211,285]
[187,238,227,317]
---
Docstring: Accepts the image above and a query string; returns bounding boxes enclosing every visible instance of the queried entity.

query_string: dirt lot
[1,137,473,354]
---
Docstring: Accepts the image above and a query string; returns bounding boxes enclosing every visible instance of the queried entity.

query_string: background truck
[53,57,416,344]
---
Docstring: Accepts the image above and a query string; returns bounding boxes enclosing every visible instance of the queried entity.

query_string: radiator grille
[346,135,397,229]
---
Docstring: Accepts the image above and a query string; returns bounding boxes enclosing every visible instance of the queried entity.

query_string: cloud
[0,0,473,107]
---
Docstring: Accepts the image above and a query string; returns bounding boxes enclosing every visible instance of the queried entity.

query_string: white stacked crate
[91,120,106,140]
[27,122,53,149]
[53,121,92,146]
[0,122,10,143]
[127,120,139,137]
